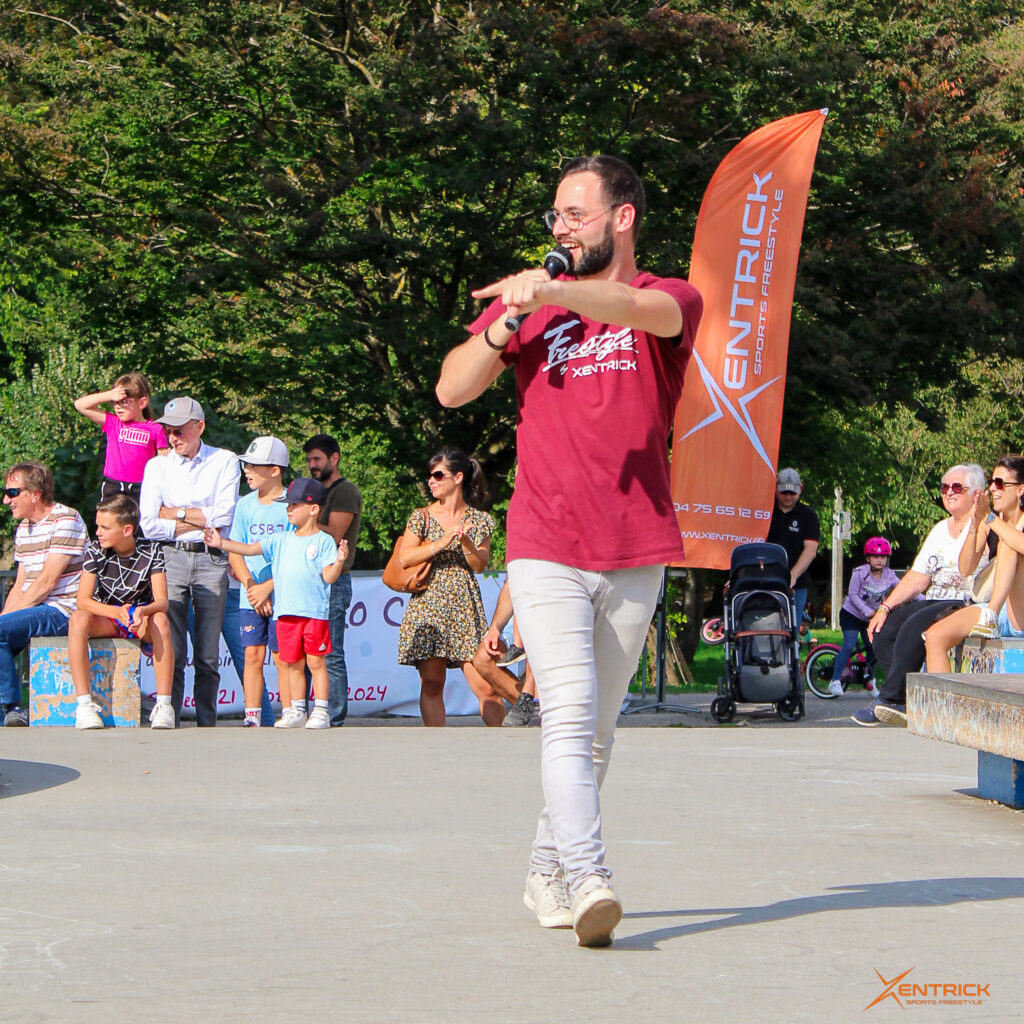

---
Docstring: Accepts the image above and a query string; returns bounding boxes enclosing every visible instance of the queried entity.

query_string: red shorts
[275,615,331,663]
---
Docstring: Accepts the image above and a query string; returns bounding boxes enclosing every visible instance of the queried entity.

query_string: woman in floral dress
[397,448,504,725]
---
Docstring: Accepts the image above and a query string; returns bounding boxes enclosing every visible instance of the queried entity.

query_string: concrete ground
[2,693,1021,1023]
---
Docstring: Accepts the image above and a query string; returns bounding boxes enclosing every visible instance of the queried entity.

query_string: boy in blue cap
[206,478,347,729]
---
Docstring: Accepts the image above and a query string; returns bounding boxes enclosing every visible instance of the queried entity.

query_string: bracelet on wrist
[879,603,891,614]
[483,325,508,351]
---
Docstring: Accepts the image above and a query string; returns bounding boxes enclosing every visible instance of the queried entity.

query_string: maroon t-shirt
[468,272,702,570]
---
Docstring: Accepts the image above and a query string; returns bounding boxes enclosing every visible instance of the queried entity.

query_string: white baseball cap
[240,436,290,468]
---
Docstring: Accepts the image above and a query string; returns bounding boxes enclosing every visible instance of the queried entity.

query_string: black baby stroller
[710,542,805,723]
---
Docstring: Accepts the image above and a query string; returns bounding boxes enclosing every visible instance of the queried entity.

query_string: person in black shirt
[766,467,820,631]
[69,494,176,730]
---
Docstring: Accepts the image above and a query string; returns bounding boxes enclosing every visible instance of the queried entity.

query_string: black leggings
[100,478,142,505]
[872,599,963,703]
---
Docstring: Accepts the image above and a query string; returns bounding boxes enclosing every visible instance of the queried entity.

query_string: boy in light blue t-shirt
[207,477,347,730]
[229,436,294,727]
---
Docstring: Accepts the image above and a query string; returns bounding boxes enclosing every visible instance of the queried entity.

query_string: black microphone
[503,245,572,333]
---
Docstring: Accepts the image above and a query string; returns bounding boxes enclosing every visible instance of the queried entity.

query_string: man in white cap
[139,397,240,726]
[766,467,820,631]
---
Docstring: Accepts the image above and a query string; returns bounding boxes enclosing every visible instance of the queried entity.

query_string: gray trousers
[163,545,230,726]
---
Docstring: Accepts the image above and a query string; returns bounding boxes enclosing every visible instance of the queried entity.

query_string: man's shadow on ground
[615,877,1024,950]
[0,759,80,799]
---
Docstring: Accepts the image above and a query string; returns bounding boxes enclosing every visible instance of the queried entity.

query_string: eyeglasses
[3,487,24,498]
[989,477,1020,491]
[113,395,138,405]
[542,204,621,232]
[939,482,968,495]
[427,470,450,482]
[166,422,196,437]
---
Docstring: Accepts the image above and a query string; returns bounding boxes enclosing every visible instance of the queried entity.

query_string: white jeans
[506,559,663,892]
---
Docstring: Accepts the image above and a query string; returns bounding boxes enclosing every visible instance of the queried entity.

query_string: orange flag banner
[671,109,827,569]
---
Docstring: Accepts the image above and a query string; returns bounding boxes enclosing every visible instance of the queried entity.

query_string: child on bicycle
[828,537,899,696]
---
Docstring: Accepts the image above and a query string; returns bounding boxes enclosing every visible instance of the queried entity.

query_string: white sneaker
[969,607,999,639]
[75,702,104,730]
[827,680,845,697]
[149,703,175,730]
[523,871,572,928]
[571,875,622,948]
[304,707,330,730]
[274,708,307,728]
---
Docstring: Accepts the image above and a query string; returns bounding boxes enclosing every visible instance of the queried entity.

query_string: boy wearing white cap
[229,436,294,727]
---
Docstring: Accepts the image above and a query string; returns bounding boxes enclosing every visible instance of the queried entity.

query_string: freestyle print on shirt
[541,317,639,379]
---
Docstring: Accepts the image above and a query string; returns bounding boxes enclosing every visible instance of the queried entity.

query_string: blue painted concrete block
[29,637,141,727]
[977,750,1024,809]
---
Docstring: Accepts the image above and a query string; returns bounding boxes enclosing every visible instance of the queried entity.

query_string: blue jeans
[189,589,274,726]
[793,588,808,633]
[831,607,875,682]
[327,574,352,726]
[164,545,229,727]
[0,604,70,712]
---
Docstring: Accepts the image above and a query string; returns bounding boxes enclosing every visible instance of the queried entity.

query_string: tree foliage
[1,1,1022,568]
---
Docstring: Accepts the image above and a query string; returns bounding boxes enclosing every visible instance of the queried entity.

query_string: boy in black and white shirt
[69,494,176,729]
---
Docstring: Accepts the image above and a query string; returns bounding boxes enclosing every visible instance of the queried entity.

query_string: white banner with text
[141,572,507,718]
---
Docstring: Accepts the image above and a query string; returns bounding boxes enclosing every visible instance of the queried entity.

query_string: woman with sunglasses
[853,463,988,726]
[396,447,504,726]
[924,456,1024,668]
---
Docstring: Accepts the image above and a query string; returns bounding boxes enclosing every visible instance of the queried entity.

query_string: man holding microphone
[437,155,702,947]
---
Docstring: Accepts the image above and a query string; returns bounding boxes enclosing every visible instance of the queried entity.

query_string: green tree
[1,0,1022,570]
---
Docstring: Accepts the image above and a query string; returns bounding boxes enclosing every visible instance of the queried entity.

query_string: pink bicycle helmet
[864,536,892,556]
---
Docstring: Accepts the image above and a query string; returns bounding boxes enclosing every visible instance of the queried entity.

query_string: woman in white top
[852,463,987,726]
[924,456,1024,669]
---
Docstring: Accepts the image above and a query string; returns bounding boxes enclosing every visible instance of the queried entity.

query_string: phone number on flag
[674,503,770,519]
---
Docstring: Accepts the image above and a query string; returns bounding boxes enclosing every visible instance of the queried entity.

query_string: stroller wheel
[710,697,736,723]
[776,696,804,722]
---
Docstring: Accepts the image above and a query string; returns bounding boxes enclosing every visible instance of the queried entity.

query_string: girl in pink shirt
[74,371,169,504]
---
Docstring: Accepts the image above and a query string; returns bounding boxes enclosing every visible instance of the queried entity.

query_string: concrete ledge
[29,637,142,727]
[908,672,1024,808]
[961,636,1024,674]
[907,672,1024,759]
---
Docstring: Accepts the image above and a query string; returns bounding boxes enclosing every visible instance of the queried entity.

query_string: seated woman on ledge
[852,463,987,727]
[925,456,1024,671]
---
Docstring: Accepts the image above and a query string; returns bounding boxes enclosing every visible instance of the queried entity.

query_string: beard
[572,221,615,277]
[309,465,325,480]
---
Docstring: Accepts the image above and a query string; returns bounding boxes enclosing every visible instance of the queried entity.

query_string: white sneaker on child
[75,702,104,730]
[304,707,330,730]
[149,703,175,730]
[827,680,845,697]
[274,707,307,728]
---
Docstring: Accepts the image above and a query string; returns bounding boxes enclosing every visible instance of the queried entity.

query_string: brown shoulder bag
[382,508,433,593]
